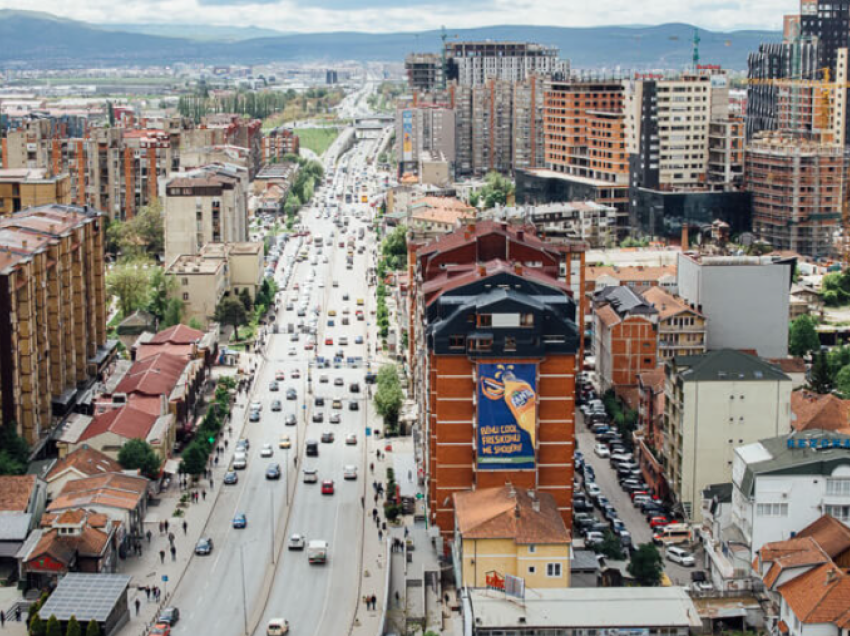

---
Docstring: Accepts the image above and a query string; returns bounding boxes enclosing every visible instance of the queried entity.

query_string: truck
[307,540,328,564]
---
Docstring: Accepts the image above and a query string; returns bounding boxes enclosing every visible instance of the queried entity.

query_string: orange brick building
[592,285,659,404]
[410,222,583,536]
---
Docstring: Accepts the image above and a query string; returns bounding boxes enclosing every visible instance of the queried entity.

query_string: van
[666,546,695,567]
[633,494,652,508]
[233,452,247,470]
[306,440,319,457]
[653,523,693,546]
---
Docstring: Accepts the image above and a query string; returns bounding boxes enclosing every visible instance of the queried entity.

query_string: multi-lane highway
[171,86,391,636]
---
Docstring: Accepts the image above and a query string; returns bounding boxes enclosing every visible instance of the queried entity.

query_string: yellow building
[453,486,571,590]
[0,169,71,215]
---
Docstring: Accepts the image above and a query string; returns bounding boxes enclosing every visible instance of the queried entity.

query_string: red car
[321,480,335,495]
[649,516,672,529]
[293,283,299,290]
[151,625,171,636]
[304,342,315,350]
[325,338,333,346]
[275,371,285,381]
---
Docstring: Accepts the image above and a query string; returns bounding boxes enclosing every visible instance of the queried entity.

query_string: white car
[261,444,274,457]
[288,347,297,356]
[250,401,263,412]
[343,465,357,480]
[288,534,306,550]
[586,483,601,498]
[594,444,611,458]
[666,547,696,567]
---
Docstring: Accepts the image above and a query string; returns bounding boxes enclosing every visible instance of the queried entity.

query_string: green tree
[628,543,664,586]
[188,317,204,330]
[30,614,45,636]
[0,424,29,475]
[85,620,101,636]
[45,615,62,636]
[598,530,625,560]
[810,350,834,394]
[374,365,404,431]
[107,202,164,258]
[836,365,850,397]
[180,441,209,476]
[66,616,81,636]
[118,439,161,478]
[162,298,185,329]
[789,315,820,357]
[239,288,254,314]
[215,297,249,340]
[107,259,151,317]
[107,101,116,127]
[147,268,178,324]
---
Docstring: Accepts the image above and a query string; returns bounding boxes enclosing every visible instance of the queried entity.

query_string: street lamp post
[239,543,248,636]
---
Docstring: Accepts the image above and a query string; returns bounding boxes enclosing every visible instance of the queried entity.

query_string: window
[546,563,562,577]
[182,278,189,286]
[827,478,850,497]
[528,566,536,574]
[448,335,466,350]
[469,337,493,352]
[756,503,788,517]
[825,505,850,522]
[477,314,492,327]
[504,337,517,352]
[520,313,534,327]
[183,293,190,301]
[528,545,536,553]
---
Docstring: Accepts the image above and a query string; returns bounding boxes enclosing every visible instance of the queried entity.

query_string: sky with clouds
[6,0,796,33]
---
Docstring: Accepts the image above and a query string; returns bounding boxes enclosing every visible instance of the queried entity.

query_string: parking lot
[574,409,706,586]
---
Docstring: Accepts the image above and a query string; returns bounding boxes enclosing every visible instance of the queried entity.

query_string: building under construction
[745,132,850,257]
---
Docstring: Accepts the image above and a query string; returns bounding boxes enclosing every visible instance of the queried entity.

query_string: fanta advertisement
[477,363,537,470]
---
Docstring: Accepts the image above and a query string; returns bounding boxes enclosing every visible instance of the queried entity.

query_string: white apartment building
[664,349,792,522]
[677,253,793,359]
[163,164,249,266]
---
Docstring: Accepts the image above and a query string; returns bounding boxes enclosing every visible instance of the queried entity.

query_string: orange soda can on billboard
[503,371,537,447]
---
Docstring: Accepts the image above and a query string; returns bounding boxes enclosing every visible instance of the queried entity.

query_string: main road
[171,93,390,636]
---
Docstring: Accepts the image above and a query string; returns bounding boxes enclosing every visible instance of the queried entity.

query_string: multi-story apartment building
[583,264,677,330]
[663,349,792,522]
[409,221,585,535]
[0,169,71,215]
[261,127,300,164]
[708,118,745,185]
[445,41,567,87]
[745,132,850,257]
[396,102,457,176]
[0,204,109,446]
[635,368,668,499]
[167,242,263,328]
[513,76,546,172]
[677,253,793,359]
[405,53,443,92]
[641,286,707,360]
[163,165,249,266]
[591,286,659,399]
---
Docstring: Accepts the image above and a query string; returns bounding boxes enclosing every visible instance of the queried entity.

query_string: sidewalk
[117,352,263,635]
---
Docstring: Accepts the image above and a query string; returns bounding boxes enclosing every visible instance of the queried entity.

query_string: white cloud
[0,0,794,32]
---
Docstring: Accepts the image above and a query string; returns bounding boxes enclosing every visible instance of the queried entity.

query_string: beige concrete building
[0,169,72,215]
[167,242,263,328]
[0,204,111,445]
[163,166,248,266]
[663,349,792,522]
[641,286,707,360]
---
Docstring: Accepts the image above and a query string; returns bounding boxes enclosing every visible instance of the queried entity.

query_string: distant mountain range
[0,10,782,70]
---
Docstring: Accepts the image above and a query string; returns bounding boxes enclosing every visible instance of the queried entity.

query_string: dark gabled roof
[594,285,657,317]
[673,349,790,383]
[702,482,733,504]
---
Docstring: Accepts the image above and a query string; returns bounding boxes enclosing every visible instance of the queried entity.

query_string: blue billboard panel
[477,363,537,470]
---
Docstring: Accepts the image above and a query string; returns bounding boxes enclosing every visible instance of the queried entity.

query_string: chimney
[514,263,523,275]
[478,264,486,277]
[514,503,521,518]
[826,569,838,585]
[532,500,540,513]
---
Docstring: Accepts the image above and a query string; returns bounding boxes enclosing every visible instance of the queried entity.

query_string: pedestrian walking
[155,587,160,602]
[374,493,378,505]
[360,496,365,508]
[146,529,152,543]
[202,489,206,501]
[145,587,151,602]
[159,549,165,564]
[370,462,374,473]
[408,469,413,482]
[395,591,400,607]
[214,455,219,467]
[168,532,175,545]
[224,440,229,449]
[1,610,6,627]
[382,521,387,532]
[210,478,214,489]
[183,520,188,535]
[378,529,383,541]
[404,527,409,538]
[372,507,378,519]
[134,598,140,616]
[164,520,169,533]
[372,595,378,610]
[170,545,176,561]
[14,607,20,622]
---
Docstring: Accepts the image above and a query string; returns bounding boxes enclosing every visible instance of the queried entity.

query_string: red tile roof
[135,343,194,361]
[0,475,37,511]
[779,563,850,626]
[796,515,850,560]
[586,265,676,284]
[454,486,570,545]
[79,405,159,443]
[49,473,148,512]
[149,324,204,345]
[791,391,850,434]
[47,447,122,481]
[114,352,188,396]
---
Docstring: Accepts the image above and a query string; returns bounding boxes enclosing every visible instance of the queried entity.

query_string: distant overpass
[354,114,394,139]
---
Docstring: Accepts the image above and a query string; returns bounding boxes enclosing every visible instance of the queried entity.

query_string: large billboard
[402,110,413,162]
[477,363,537,470]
